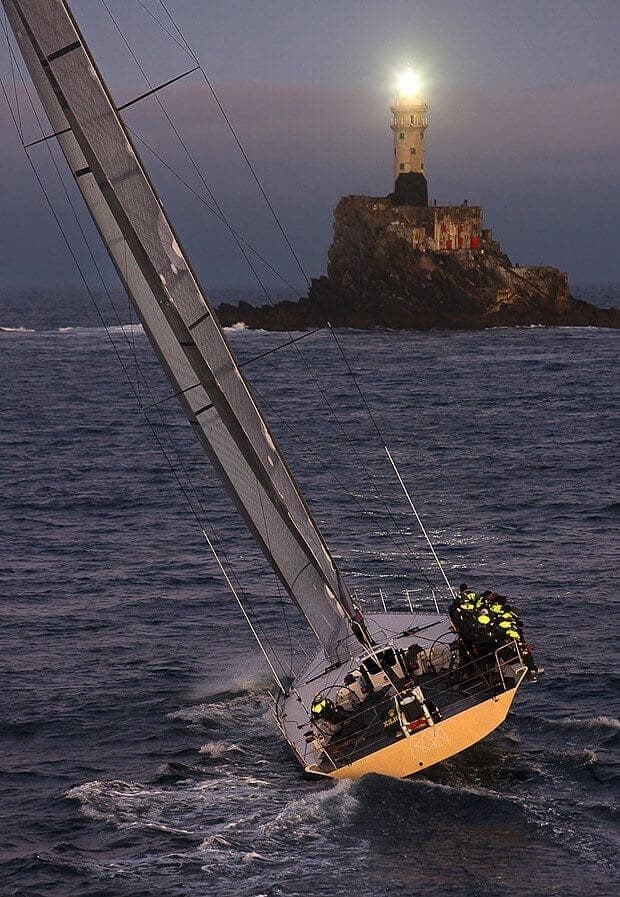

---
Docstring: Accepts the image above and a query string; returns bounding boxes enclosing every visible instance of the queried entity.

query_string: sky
[1,0,619,293]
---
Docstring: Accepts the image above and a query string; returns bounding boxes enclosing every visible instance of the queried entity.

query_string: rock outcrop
[216,195,618,331]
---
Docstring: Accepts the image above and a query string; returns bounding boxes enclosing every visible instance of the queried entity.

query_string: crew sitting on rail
[449,583,477,628]
[482,592,543,681]
[449,586,543,681]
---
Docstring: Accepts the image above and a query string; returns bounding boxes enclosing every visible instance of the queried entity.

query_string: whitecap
[545,715,619,732]
[199,741,246,758]
[0,325,35,332]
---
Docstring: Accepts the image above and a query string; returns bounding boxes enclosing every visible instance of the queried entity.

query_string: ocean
[1,285,618,897]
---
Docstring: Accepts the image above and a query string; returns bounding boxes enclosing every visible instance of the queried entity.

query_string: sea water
[1,286,618,897]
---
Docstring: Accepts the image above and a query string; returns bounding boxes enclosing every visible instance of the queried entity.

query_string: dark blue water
[1,287,618,897]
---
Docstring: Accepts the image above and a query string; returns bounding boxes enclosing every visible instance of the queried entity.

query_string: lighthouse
[390,68,428,198]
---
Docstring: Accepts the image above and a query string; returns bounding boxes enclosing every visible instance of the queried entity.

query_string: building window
[420,163,424,170]
[420,132,424,140]
[399,163,405,170]
[410,147,416,154]
[399,132,405,140]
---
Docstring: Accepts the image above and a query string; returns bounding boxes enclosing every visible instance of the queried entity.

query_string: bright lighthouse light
[398,68,421,97]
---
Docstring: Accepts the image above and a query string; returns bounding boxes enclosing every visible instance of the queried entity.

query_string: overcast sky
[1,0,619,293]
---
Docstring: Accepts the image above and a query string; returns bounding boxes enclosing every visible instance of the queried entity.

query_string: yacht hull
[305,680,522,780]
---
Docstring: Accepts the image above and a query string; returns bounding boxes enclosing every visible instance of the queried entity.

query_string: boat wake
[51,644,619,897]
[64,677,618,896]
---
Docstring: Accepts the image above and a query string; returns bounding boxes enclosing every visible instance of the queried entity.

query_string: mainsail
[3,0,354,658]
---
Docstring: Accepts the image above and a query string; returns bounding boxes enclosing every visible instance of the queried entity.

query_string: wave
[167,679,274,729]
[199,741,247,758]
[542,715,620,733]
[57,322,144,335]
[67,779,203,839]
[3,320,262,337]
[67,769,296,845]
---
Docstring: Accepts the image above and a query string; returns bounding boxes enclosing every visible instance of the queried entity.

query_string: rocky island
[217,190,618,331]
[217,71,618,332]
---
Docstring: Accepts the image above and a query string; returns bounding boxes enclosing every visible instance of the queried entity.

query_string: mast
[3,0,354,659]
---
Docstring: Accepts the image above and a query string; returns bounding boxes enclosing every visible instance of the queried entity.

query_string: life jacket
[311,697,328,716]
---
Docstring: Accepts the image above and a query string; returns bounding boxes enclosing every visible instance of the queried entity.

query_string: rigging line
[326,323,447,580]
[385,446,456,600]
[199,521,286,693]
[139,328,325,413]
[153,0,311,286]
[117,64,199,111]
[124,240,142,405]
[239,329,324,368]
[127,126,299,293]
[134,0,193,58]
[101,0,275,307]
[251,383,438,588]
[327,323,390,451]
[139,380,201,412]
[2,9,22,137]
[0,68,277,676]
[22,64,201,146]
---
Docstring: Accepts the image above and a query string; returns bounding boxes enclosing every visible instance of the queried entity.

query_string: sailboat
[3,0,532,780]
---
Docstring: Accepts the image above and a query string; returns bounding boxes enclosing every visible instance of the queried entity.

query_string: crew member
[351,606,375,646]
[311,693,348,742]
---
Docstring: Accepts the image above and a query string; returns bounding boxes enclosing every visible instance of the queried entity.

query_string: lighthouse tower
[390,69,428,185]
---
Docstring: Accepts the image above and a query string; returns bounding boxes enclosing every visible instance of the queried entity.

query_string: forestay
[4,0,354,658]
